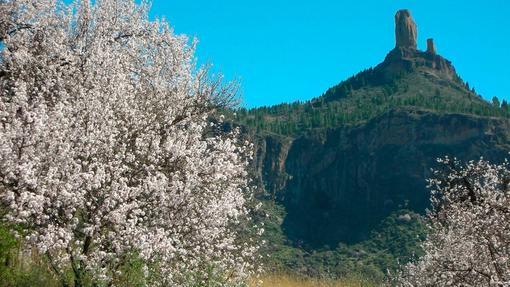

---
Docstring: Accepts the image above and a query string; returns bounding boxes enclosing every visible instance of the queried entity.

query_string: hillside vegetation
[228,51,508,137]
[254,200,426,282]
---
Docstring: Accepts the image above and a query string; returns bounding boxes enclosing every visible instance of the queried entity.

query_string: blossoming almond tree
[396,157,510,286]
[0,0,258,286]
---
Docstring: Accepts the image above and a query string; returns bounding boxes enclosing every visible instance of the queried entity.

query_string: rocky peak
[426,38,437,54]
[321,9,463,103]
[395,9,417,49]
[384,10,457,81]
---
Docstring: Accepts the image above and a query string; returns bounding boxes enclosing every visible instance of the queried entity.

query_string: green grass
[250,273,380,287]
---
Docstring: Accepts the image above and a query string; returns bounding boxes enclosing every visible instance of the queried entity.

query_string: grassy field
[250,274,379,287]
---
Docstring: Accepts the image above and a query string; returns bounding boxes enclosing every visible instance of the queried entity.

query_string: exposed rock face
[251,134,292,200]
[252,108,510,247]
[382,46,457,81]
[427,38,437,54]
[395,9,417,49]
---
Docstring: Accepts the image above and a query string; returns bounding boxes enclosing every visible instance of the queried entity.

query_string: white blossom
[0,0,259,285]
[396,157,510,286]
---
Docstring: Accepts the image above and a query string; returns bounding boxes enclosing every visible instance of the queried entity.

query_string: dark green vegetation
[256,201,426,282]
[229,48,509,137]
[229,46,510,281]
[0,222,60,287]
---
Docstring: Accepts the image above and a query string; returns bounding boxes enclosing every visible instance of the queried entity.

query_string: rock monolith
[395,9,417,49]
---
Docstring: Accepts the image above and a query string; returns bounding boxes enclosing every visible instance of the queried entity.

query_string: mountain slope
[231,46,507,137]
[227,9,510,278]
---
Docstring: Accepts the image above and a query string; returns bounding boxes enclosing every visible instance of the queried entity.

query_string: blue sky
[149,0,510,108]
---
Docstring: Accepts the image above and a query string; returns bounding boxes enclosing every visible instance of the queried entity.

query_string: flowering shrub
[0,1,259,286]
[396,157,510,286]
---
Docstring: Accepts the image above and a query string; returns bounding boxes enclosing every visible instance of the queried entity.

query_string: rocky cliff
[249,108,510,247]
[278,108,510,247]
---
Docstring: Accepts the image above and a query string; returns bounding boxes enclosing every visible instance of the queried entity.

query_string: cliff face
[251,133,292,200]
[251,108,510,247]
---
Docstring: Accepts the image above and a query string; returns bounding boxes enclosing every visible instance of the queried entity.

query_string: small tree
[0,0,258,286]
[492,96,501,108]
[501,100,508,111]
[396,157,510,286]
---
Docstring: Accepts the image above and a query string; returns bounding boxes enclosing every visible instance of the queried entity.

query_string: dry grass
[250,274,378,287]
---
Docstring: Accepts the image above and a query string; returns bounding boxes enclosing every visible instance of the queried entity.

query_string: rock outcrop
[395,9,417,49]
[427,38,437,54]
[381,46,457,81]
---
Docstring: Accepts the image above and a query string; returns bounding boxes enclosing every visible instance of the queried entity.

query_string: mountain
[231,11,508,138]
[226,9,510,278]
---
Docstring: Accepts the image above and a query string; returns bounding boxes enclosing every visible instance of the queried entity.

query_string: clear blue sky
[149,0,510,108]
